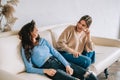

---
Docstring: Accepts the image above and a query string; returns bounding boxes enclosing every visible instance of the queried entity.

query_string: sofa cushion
[39,30,53,45]
[0,31,18,38]
[0,35,25,74]
[18,72,51,80]
[91,45,120,75]
[0,69,24,80]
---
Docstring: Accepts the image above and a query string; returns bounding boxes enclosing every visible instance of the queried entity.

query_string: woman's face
[31,26,39,39]
[76,20,88,32]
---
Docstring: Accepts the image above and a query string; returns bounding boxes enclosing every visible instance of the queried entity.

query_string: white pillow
[39,30,53,46]
[0,35,25,74]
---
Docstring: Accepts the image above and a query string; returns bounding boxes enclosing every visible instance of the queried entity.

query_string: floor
[97,61,120,80]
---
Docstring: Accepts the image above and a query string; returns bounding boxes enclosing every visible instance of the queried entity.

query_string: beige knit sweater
[56,25,94,54]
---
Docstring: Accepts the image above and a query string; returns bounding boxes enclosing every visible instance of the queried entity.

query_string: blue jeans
[59,51,95,69]
[41,56,97,80]
[41,56,86,80]
[82,51,95,64]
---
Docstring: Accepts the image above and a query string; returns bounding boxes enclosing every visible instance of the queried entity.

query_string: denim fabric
[41,56,87,80]
[86,73,98,80]
[59,51,91,69]
[82,51,95,64]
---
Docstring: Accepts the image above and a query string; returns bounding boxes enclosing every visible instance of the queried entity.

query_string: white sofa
[0,23,120,80]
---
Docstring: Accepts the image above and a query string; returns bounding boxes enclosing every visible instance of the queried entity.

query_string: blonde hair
[79,15,92,28]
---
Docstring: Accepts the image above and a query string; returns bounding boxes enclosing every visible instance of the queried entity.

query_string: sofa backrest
[39,30,53,45]
[0,23,120,76]
[0,31,18,38]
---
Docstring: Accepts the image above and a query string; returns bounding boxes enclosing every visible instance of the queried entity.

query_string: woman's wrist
[43,69,47,74]
[66,65,70,68]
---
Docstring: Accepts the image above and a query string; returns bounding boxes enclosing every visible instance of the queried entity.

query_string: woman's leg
[70,62,86,79]
[52,69,79,80]
[59,51,91,69]
[41,56,79,80]
[82,51,95,64]
[45,70,78,80]
[70,62,98,80]
[42,56,97,80]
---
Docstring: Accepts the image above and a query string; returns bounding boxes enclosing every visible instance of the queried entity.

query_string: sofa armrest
[92,36,120,47]
[0,69,23,80]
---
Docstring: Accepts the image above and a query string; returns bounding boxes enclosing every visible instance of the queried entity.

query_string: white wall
[118,3,120,39]
[13,0,120,39]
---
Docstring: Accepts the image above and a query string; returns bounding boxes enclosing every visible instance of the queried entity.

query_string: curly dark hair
[79,15,92,28]
[18,20,40,61]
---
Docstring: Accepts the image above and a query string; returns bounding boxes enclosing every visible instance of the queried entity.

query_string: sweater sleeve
[21,47,44,74]
[56,26,75,53]
[85,36,94,52]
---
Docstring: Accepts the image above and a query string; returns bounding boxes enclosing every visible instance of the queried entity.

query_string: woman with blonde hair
[56,15,95,69]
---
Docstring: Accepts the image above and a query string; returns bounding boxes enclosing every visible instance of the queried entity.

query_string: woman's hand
[83,28,90,35]
[72,50,81,58]
[66,65,73,75]
[82,28,91,41]
[44,69,56,76]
